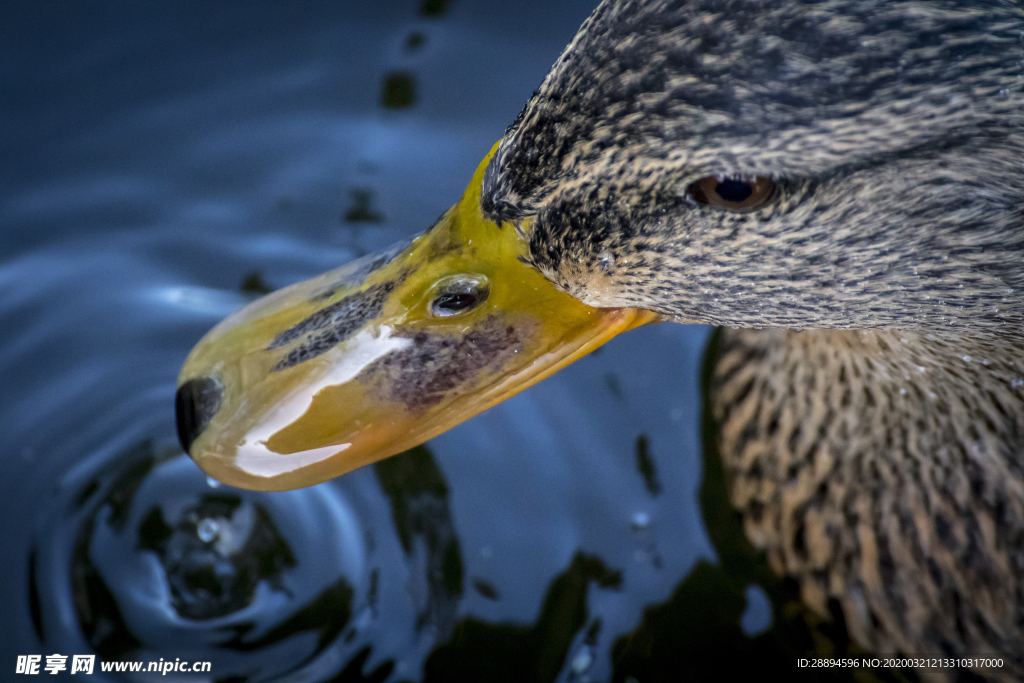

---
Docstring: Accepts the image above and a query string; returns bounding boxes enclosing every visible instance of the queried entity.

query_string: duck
[175,0,1024,678]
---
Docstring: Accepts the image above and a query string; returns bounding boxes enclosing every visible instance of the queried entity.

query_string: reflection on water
[33,440,378,680]
[1,1,877,681]
[373,447,462,640]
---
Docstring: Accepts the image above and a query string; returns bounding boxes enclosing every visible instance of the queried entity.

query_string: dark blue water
[0,2,798,681]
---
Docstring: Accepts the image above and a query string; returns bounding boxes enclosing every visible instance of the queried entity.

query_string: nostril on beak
[175,377,223,454]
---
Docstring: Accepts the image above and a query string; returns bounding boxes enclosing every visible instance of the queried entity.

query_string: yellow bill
[176,143,660,491]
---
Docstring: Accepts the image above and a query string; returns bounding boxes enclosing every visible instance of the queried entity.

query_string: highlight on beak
[176,143,660,491]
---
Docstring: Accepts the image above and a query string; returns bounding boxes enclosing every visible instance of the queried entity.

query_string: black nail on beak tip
[175,377,223,454]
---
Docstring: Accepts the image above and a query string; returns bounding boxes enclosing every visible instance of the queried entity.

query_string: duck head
[176,144,659,490]
[177,0,1023,491]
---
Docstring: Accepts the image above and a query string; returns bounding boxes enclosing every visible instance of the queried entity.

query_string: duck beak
[176,143,660,491]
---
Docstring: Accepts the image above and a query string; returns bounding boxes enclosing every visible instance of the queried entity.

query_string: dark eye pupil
[434,292,477,312]
[429,277,489,317]
[715,178,753,202]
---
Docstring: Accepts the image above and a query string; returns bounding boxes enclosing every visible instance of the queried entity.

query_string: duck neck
[711,326,1024,657]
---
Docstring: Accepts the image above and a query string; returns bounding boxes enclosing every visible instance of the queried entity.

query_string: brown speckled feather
[481,0,1024,679]
[713,329,1024,678]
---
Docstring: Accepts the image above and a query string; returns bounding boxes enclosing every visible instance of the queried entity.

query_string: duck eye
[429,276,489,317]
[689,175,775,212]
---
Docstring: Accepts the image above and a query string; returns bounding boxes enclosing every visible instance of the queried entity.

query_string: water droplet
[962,355,972,362]
[571,646,593,674]
[998,88,1010,97]
[206,477,221,488]
[982,359,990,366]
[899,388,907,395]
[1012,379,1023,388]
[916,366,925,373]
[632,512,651,530]
[196,518,220,543]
